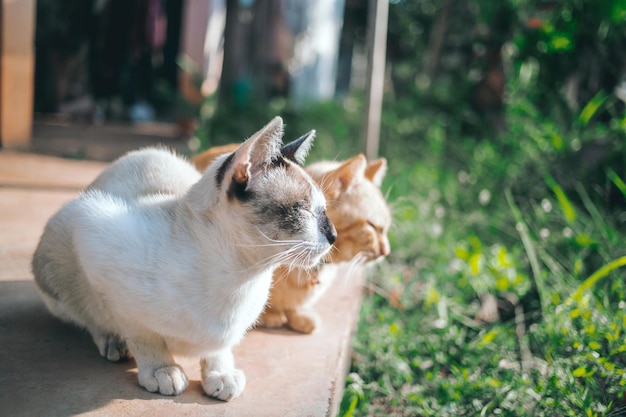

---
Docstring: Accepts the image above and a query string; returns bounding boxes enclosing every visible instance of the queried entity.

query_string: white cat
[32,117,337,401]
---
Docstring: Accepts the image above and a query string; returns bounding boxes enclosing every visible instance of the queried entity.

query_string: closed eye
[303,208,317,218]
[367,221,381,232]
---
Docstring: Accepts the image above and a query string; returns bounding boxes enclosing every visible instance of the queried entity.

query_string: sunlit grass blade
[566,256,626,304]
[578,90,608,126]
[545,175,576,223]
[505,189,548,311]
[607,169,626,197]
[575,183,614,242]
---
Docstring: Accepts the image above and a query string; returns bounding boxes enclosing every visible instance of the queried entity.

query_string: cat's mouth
[357,250,388,266]
[288,242,333,270]
[366,254,386,265]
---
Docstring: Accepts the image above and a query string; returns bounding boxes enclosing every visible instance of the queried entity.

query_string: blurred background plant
[332,1,626,416]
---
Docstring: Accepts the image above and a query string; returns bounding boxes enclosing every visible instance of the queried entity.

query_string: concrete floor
[30,121,190,161]
[0,151,363,417]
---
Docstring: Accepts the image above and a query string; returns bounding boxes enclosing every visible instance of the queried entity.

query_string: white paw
[139,365,189,396]
[202,369,246,401]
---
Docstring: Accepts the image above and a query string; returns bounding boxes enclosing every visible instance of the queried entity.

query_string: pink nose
[380,240,390,257]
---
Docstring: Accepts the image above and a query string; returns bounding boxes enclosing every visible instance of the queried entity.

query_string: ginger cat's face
[307,155,391,264]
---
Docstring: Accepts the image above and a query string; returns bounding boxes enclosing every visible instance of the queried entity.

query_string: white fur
[32,117,333,401]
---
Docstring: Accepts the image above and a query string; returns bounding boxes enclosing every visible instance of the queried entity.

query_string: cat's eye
[303,208,317,218]
[367,221,380,232]
[291,201,315,217]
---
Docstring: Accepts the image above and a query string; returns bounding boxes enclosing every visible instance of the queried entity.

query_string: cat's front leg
[256,306,287,328]
[126,335,189,396]
[91,331,132,362]
[285,307,320,334]
[200,349,246,401]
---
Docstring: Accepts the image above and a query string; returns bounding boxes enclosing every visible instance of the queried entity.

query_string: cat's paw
[94,332,132,362]
[286,309,319,334]
[256,310,287,329]
[139,365,189,396]
[202,369,246,401]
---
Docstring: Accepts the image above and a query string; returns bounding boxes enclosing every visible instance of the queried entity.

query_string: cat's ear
[231,116,284,185]
[325,154,367,198]
[365,158,387,187]
[281,130,315,165]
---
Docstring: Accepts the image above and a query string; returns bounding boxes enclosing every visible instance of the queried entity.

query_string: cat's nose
[320,214,337,245]
[327,225,337,245]
[380,239,390,257]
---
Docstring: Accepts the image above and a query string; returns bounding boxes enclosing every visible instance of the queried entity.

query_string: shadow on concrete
[0,281,222,417]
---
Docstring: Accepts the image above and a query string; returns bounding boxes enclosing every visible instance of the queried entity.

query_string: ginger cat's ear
[231,116,284,185]
[281,130,315,165]
[192,143,239,172]
[325,154,367,199]
[365,157,387,187]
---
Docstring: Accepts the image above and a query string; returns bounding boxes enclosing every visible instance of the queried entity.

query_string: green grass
[337,87,626,416]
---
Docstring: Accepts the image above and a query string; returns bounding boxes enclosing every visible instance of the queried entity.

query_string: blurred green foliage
[336,1,626,415]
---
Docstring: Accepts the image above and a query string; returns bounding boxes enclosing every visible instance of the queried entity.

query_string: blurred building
[0,0,368,149]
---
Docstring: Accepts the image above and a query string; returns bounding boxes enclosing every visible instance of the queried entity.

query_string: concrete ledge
[0,152,363,417]
[30,122,189,161]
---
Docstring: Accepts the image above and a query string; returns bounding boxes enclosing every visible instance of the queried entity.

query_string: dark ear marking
[271,155,289,169]
[215,152,235,189]
[227,175,253,201]
[280,130,315,165]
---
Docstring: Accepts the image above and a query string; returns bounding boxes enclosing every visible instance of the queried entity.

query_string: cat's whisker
[344,252,367,281]
[325,244,339,261]
[237,242,299,248]
[252,241,318,272]
[253,226,306,245]
[330,253,363,291]
[316,174,332,194]
[284,245,313,272]
[238,249,309,272]
[324,199,341,210]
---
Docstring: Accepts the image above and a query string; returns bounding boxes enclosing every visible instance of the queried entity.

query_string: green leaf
[567,256,626,304]
[572,367,587,377]
[578,90,608,126]
[575,233,596,248]
[496,246,512,267]
[551,133,564,150]
[455,246,470,261]
[389,322,401,335]
[545,175,576,223]
[572,366,595,378]
[506,189,548,311]
[496,276,510,291]
[477,329,500,348]
[574,258,583,276]
[589,341,601,350]
[608,169,626,197]
[469,253,483,275]
[549,35,573,51]
[424,285,440,308]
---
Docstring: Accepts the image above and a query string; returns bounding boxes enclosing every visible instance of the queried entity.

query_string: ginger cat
[193,145,391,334]
[32,117,337,400]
